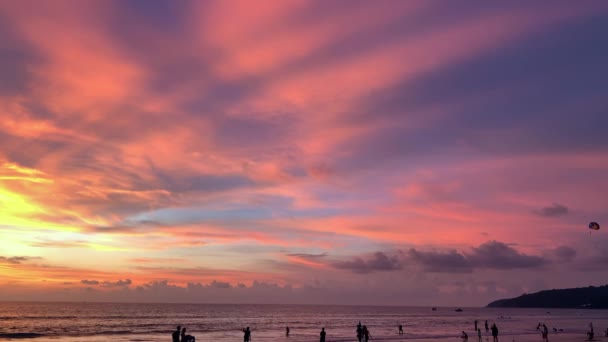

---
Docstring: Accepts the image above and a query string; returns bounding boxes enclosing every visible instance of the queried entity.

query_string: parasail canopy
[589,222,600,230]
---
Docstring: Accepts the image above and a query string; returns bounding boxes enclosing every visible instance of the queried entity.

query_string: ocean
[1,302,607,341]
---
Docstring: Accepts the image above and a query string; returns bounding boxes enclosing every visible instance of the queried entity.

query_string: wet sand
[405,334,607,342]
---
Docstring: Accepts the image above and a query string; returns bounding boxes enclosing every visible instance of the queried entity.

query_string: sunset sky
[1,0,607,306]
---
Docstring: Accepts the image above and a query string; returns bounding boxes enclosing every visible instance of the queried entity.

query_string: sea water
[1,302,607,341]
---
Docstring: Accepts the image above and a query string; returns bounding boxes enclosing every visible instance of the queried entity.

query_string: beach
[1,302,608,341]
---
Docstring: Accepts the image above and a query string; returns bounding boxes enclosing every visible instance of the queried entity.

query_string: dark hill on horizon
[487,285,608,309]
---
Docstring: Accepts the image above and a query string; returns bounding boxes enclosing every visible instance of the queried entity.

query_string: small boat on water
[431,307,437,311]
[454,308,463,312]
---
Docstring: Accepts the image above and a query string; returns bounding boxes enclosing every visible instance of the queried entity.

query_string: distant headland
[487,285,608,309]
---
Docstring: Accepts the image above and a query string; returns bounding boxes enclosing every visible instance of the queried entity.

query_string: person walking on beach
[286,326,290,337]
[399,324,403,335]
[474,320,478,331]
[243,327,251,342]
[485,320,489,333]
[541,324,548,342]
[356,323,363,342]
[320,328,326,342]
[461,331,468,341]
[477,328,482,342]
[363,326,371,342]
[491,323,498,342]
[172,326,181,342]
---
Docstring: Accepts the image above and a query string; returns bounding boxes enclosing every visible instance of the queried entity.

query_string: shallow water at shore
[1,302,608,341]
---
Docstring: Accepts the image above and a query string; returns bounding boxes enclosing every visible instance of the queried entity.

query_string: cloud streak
[0,0,607,305]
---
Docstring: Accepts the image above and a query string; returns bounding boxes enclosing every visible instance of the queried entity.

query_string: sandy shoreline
[1,333,605,342]
[408,334,606,342]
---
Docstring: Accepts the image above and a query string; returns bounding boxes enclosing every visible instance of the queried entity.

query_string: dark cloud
[286,253,328,259]
[102,279,132,287]
[466,241,546,269]
[81,280,100,285]
[332,252,402,273]
[333,241,547,274]
[209,280,231,289]
[536,203,569,217]
[553,245,577,262]
[408,249,472,273]
[80,279,132,287]
[0,256,37,264]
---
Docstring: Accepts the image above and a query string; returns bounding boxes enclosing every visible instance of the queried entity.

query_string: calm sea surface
[1,302,607,341]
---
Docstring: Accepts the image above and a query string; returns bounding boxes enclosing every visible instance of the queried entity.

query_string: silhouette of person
[286,326,290,337]
[485,320,489,333]
[604,328,608,337]
[181,327,195,342]
[541,324,548,342]
[363,326,371,342]
[491,323,498,342]
[536,323,542,330]
[243,327,251,342]
[461,331,468,341]
[586,322,594,341]
[172,326,181,342]
[320,328,326,342]
[356,323,363,342]
[587,326,594,340]
[477,328,482,342]
[399,324,403,335]
[474,320,478,331]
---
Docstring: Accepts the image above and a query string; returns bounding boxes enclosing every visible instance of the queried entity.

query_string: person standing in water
[286,326,290,337]
[172,326,181,342]
[491,323,498,342]
[399,324,403,335]
[477,328,482,342]
[461,331,468,341]
[485,320,489,333]
[363,326,372,342]
[320,328,326,342]
[474,320,478,331]
[243,327,251,342]
[356,323,363,342]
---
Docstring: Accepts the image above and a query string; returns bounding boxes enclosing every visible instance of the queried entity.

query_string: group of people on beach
[584,321,608,341]
[466,320,499,342]
[174,318,608,341]
[289,321,370,342]
[536,321,608,341]
[356,321,372,342]
[172,326,195,342]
